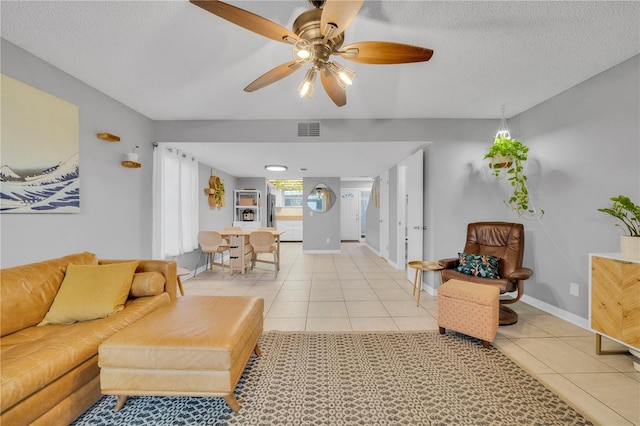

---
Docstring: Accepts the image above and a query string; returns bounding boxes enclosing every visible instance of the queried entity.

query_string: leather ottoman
[98,295,263,412]
[437,279,499,348]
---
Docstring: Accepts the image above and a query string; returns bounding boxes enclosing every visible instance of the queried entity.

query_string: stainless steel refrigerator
[266,193,276,228]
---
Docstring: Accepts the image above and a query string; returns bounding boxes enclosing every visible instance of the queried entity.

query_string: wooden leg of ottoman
[254,343,262,357]
[224,395,241,412]
[114,395,128,412]
[439,326,445,335]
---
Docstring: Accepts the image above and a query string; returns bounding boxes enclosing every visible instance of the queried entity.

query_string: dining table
[217,228,285,275]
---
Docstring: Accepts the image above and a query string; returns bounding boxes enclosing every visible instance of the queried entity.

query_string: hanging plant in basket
[484,134,543,218]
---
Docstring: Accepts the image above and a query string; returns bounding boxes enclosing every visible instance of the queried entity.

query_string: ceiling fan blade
[321,0,364,37]
[340,41,434,64]
[320,69,346,107]
[244,61,302,92]
[190,0,299,44]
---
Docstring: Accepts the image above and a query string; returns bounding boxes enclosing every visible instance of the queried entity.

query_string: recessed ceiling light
[265,165,287,172]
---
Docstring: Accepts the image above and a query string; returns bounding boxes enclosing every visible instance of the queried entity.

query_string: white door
[380,171,389,260]
[402,150,424,281]
[340,188,360,241]
[397,164,408,269]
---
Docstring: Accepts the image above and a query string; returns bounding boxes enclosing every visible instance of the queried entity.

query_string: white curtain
[152,145,199,259]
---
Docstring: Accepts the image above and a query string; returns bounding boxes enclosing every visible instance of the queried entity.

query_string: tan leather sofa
[0,252,177,426]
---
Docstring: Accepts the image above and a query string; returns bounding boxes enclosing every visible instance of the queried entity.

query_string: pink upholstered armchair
[438,222,533,325]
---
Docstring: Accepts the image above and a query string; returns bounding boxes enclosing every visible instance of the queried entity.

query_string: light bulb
[496,129,511,139]
[338,70,354,86]
[297,68,316,99]
[299,82,311,97]
[293,39,314,65]
[495,106,510,139]
[326,62,356,89]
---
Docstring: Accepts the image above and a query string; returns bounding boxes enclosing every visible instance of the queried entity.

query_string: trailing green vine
[484,134,543,218]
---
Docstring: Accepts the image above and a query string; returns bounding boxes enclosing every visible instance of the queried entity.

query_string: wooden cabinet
[233,190,261,229]
[277,219,303,241]
[590,254,640,350]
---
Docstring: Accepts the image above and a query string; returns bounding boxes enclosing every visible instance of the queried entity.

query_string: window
[269,179,303,208]
[284,190,303,207]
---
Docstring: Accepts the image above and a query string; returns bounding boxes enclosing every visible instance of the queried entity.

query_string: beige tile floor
[182,242,640,426]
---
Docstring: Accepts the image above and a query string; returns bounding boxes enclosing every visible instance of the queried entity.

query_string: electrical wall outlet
[570,282,579,297]
[326,238,330,243]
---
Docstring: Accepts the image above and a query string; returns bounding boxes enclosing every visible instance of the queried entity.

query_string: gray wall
[418,56,639,320]
[1,39,155,268]
[508,55,640,318]
[302,177,341,252]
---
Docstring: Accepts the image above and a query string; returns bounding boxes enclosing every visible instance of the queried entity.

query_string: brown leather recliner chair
[438,222,533,325]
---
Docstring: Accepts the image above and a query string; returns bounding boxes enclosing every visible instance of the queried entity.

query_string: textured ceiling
[3,1,639,121]
[2,1,639,179]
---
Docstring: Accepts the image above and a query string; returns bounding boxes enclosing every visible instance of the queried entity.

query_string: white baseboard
[519,294,590,330]
[422,283,438,297]
[387,259,401,270]
[365,243,380,256]
[415,285,590,331]
[186,253,232,280]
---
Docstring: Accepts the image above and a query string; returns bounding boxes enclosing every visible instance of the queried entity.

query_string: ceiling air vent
[298,122,320,137]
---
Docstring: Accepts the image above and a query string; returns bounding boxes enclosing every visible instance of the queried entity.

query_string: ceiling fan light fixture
[293,39,315,65]
[327,61,356,89]
[298,68,317,99]
[190,0,434,107]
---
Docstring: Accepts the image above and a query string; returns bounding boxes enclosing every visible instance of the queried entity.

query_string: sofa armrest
[438,258,459,269]
[99,259,177,301]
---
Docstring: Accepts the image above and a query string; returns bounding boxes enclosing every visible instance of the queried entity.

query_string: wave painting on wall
[1,74,80,213]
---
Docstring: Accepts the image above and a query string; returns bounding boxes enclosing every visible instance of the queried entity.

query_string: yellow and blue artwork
[1,74,79,213]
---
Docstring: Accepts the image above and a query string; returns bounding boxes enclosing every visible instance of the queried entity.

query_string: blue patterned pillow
[456,253,501,279]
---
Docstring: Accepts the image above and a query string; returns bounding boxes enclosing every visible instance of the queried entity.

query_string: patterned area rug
[74,331,592,425]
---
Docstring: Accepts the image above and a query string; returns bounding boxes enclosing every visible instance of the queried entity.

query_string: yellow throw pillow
[38,261,139,325]
[130,271,165,297]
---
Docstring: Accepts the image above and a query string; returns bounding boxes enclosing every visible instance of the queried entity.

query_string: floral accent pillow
[455,253,501,279]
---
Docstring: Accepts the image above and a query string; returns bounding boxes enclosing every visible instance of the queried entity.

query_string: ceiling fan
[190,0,434,107]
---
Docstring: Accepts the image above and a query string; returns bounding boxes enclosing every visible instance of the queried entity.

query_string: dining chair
[249,231,278,276]
[195,231,230,277]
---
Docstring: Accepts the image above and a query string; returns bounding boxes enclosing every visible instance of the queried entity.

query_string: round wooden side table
[408,260,444,306]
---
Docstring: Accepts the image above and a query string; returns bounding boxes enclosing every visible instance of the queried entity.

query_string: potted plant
[484,134,542,218]
[598,195,640,259]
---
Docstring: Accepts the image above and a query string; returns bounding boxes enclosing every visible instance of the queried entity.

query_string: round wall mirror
[307,183,336,213]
